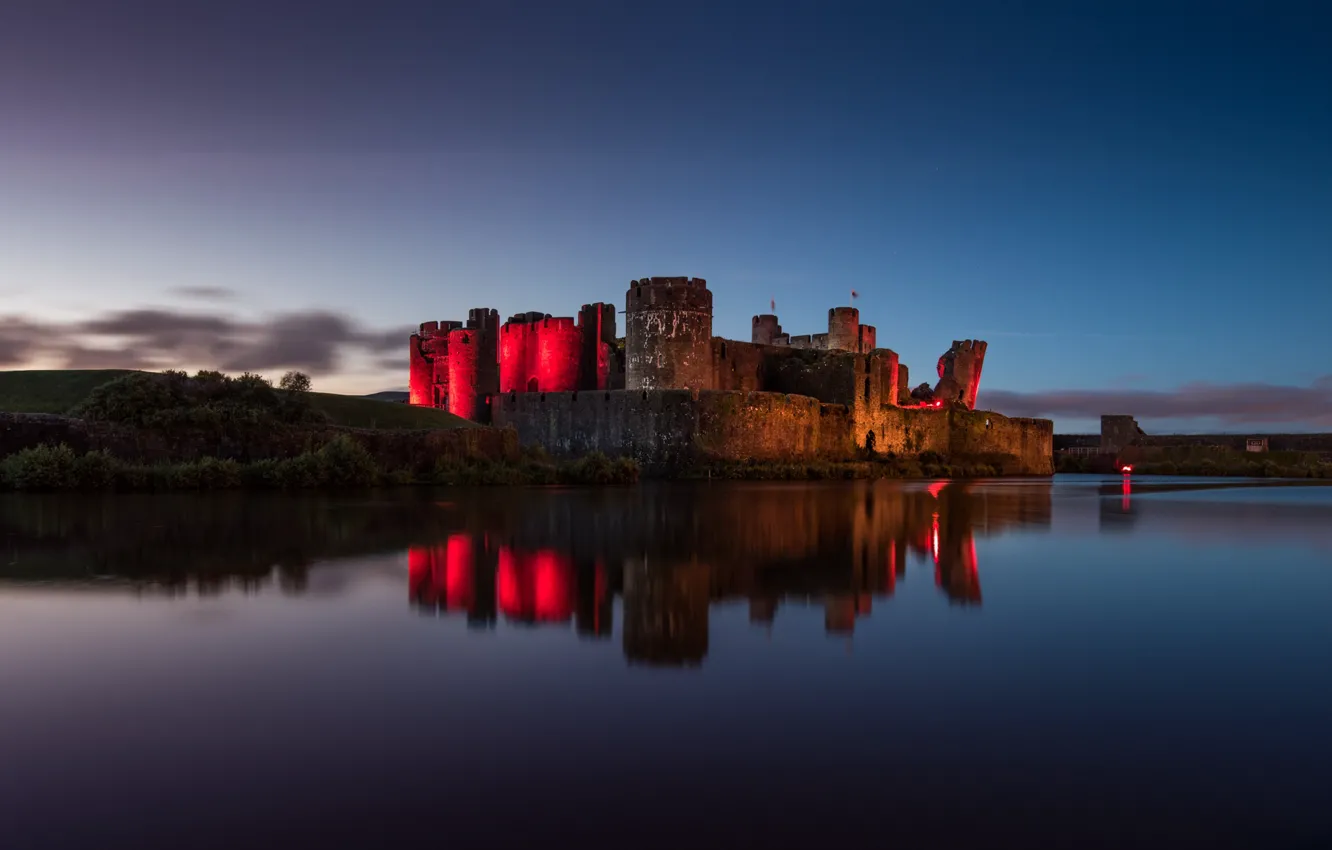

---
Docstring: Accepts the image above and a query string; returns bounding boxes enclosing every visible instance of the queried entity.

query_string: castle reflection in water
[409,481,1052,666]
[0,480,1052,666]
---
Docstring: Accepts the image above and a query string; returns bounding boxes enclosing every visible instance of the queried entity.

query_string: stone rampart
[493,390,1053,474]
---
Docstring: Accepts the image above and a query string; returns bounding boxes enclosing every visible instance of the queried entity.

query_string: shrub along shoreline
[0,440,640,491]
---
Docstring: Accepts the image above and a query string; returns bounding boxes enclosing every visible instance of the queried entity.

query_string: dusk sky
[1,0,1328,431]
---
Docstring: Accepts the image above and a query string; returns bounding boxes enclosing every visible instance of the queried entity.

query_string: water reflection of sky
[1,481,1331,848]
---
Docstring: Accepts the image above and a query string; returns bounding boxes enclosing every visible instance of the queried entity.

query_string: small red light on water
[1122,465,1132,473]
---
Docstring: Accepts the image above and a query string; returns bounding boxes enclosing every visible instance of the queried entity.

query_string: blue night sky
[1,0,1328,431]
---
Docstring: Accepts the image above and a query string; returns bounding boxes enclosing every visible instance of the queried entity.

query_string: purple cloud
[984,378,1332,427]
[0,308,411,376]
[169,286,236,301]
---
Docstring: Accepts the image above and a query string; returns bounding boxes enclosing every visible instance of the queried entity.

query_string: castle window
[720,342,728,359]
[863,378,871,402]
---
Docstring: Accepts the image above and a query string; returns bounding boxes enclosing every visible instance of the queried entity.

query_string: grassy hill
[0,370,475,430]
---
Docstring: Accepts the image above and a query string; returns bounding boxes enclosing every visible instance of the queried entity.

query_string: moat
[3,479,1332,848]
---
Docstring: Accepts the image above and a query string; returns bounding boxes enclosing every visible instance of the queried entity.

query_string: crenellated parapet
[758,306,877,354]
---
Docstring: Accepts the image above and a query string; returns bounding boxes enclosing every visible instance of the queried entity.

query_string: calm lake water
[3,476,1332,848]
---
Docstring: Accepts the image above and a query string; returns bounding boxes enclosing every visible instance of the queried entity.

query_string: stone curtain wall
[493,390,704,469]
[493,390,1054,474]
[947,410,1055,475]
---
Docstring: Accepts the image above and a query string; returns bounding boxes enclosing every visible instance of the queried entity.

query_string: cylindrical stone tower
[751,314,782,345]
[625,277,713,391]
[499,321,532,393]
[536,317,582,392]
[446,327,483,421]
[826,306,860,352]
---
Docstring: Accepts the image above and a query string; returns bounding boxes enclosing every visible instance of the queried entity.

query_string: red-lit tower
[447,308,499,422]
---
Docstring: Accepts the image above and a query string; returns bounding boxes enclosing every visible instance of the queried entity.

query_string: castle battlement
[410,278,989,434]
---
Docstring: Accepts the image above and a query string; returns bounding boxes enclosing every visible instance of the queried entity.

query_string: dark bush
[2,444,79,490]
[74,450,118,489]
[275,453,326,488]
[560,452,639,485]
[317,436,380,487]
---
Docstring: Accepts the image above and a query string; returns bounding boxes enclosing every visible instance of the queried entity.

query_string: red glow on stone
[496,547,575,622]
[533,551,574,621]
[931,512,940,564]
[408,546,435,603]
[444,534,474,611]
[497,548,520,615]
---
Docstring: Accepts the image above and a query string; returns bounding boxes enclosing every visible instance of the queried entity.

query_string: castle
[410,277,1051,473]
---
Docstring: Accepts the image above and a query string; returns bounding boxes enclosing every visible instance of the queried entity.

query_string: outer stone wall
[493,389,1054,475]
[947,410,1055,475]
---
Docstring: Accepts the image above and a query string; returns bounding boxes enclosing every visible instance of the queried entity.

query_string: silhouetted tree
[280,371,312,393]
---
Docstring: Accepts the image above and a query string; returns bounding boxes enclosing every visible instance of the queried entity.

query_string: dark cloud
[984,378,1332,427]
[0,307,409,376]
[0,318,48,366]
[170,286,237,301]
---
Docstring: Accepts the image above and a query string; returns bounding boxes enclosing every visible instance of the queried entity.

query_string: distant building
[1246,437,1269,453]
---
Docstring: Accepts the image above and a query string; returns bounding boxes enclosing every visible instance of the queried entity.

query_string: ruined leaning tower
[624,277,713,391]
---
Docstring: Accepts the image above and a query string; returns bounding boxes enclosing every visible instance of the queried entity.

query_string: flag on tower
[850,289,860,301]
[770,297,776,312]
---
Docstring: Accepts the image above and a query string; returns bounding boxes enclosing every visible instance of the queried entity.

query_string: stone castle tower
[624,277,713,391]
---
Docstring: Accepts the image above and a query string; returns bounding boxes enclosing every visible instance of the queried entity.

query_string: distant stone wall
[1135,433,1332,452]
[1054,430,1332,454]
[0,412,518,472]
[1053,434,1101,450]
